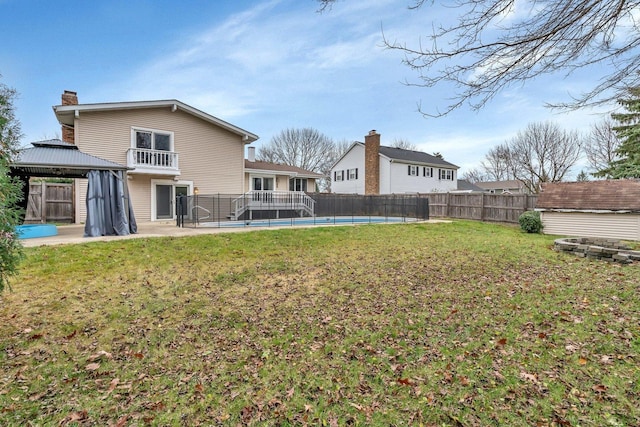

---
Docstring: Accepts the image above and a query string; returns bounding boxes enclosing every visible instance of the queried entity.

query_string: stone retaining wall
[554,237,640,264]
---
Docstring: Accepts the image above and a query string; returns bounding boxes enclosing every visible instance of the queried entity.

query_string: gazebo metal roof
[11,139,129,178]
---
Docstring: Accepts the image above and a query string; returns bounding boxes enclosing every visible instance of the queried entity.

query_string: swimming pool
[199,216,417,228]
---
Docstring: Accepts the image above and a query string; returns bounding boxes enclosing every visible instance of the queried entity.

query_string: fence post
[40,181,47,223]
[446,192,450,218]
[480,192,485,221]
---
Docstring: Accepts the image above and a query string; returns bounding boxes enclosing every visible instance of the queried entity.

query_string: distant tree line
[462,87,640,192]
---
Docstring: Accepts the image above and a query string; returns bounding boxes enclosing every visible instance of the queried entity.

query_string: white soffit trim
[53,99,258,142]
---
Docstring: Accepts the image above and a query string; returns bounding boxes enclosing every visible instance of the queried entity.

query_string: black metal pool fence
[176,193,429,228]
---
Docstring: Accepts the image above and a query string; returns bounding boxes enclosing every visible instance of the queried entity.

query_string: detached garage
[536,180,640,241]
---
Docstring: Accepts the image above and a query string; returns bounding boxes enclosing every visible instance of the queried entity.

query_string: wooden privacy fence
[25,182,74,223]
[309,193,536,224]
[426,193,538,223]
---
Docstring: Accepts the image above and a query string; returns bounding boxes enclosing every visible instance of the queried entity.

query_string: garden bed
[554,237,640,264]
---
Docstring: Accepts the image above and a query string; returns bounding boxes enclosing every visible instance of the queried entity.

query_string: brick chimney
[61,90,78,143]
[364,130,380,195]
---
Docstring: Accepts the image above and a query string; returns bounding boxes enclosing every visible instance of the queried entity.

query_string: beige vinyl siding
[74,107,245,222]
[276,175,288,191]
[541,211,640,241]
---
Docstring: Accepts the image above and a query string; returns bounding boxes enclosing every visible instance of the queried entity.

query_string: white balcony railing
[127,148,179,174]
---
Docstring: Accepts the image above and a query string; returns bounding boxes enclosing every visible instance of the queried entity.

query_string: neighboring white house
[331,130,459,195]
[536,180,640,241]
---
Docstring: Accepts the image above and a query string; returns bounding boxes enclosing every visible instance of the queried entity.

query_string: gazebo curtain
[84,170,137,237]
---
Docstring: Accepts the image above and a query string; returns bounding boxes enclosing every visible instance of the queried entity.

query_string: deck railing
[232,191,315,220]
[127,148,179,171]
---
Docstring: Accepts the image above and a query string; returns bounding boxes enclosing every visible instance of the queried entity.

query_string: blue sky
[2,0,613,175]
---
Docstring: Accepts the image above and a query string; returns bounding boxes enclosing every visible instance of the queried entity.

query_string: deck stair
[230,191,315,220]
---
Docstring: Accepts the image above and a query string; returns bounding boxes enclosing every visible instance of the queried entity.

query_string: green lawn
[1,221,638,426]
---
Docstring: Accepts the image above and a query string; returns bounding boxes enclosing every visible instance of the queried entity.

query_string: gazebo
[10,139,137,237]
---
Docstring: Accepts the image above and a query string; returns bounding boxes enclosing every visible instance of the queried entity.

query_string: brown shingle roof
[536,180,640,211]
[244,160,323,178]
[476,180,525,191]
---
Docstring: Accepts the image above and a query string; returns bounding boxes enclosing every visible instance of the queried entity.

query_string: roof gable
[53,99,258,143]
[537,180,640,211]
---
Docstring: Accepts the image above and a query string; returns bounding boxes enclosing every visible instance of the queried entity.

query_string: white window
[423,167,433,177]
[334,170,344,181]
[289,178,308,191]
[408,165,418,176]
[133,128,173,151]
[439,169,454,180]
[252,176,274,191]
[347,168,358,180]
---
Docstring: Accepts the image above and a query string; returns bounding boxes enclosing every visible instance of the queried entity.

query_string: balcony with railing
[127,148,180,175]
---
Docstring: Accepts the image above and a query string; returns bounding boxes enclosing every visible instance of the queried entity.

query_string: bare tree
[258,128,343,191]
[318,0,640,116]
[258,128,334,170]
[507,122,582,193]
[480,144,515,181]
[390,138,418,151]
[460,168,487,184]
[584,119,621,177]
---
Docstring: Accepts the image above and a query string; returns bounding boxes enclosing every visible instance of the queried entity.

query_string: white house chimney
[247,146,256,162]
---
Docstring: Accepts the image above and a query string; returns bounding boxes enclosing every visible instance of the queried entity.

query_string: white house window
[334,170,344,181]
[134,129,173,151]
[289,178,308,191]
[408,165,418,176]
[347,168,358,180]
[439,169,454,180]
[423,167,433,177]
[252,176,274,191]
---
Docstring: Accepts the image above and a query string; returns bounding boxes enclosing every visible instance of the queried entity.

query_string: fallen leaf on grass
[397,378,414,386]
[88,350,113,361]
[112,415,127,427]
[520,371,539,384]
[85,363,100,371]
[103,378,119,399]
[578,357,588,365]
[592,384,608,393]
[60,410,88,425]
[600,355,612,364]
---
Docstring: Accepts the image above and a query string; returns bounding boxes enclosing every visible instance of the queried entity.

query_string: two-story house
[331,130,459,194]
[53,91,258,222]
